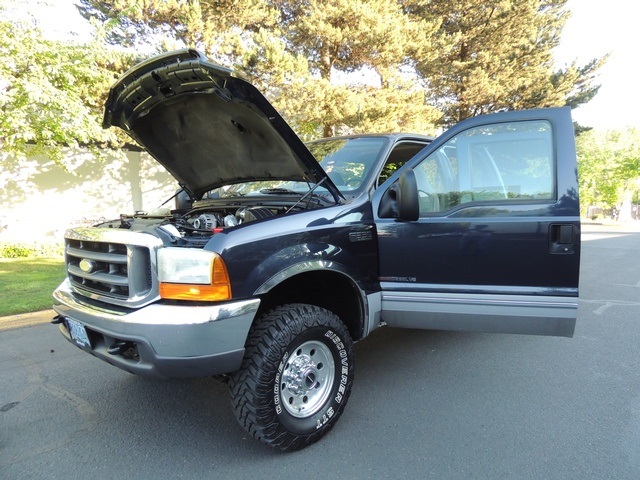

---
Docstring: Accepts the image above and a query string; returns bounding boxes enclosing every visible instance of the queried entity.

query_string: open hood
[103,49,342,202]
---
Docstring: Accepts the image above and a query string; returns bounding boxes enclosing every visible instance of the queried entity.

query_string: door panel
[372,107,580,337]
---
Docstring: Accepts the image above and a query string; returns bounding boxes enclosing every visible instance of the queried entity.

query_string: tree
[268,0,441,136]
[0,3,173,211]
[0,15,132,167]
[78,0,279,64]
[405,0,605,126]
[576,129,640,216]
[79,0,443,137]
[78,0,605,137]
[241,32,442,139]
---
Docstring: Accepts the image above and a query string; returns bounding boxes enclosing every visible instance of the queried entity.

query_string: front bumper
[53,279,260,378]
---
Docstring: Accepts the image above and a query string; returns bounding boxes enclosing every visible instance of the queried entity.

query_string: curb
[0,309,55,331]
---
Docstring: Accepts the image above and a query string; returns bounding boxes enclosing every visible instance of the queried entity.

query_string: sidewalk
[0,309,55,331]
[581,219,640,232]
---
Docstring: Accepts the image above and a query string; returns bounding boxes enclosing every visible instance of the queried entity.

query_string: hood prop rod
[285,177,330,214]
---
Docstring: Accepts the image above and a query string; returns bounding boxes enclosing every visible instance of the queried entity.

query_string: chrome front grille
[64,228,162,308]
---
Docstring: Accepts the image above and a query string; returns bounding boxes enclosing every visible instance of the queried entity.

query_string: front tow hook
[107,340,134,355]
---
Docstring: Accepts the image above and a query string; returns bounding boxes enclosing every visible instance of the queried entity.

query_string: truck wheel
[229,303,355,451]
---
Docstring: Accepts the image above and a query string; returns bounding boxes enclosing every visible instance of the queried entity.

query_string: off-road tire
[229,303,355,451]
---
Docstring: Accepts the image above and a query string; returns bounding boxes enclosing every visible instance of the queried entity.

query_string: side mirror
[378,170,419,221]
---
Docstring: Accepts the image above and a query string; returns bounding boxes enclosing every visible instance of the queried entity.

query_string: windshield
[204,137,388,199]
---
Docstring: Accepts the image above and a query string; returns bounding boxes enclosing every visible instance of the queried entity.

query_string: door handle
[549,224,574,254]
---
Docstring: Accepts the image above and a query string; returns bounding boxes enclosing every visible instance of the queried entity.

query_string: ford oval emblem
[79,259,96,273]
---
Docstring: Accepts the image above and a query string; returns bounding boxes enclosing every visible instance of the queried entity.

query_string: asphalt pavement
[1,221,640,479]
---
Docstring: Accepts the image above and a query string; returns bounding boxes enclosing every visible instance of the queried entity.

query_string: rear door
[372,107,580,337]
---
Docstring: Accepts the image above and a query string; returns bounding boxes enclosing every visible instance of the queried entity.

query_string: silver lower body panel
[381,290,577,337]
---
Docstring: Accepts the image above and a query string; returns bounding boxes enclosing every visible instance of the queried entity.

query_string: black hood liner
[103,49,341,201]
[132,92,314,197]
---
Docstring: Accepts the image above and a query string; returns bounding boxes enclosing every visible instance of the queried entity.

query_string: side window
[414,120,555,214]
[377,142,428,186]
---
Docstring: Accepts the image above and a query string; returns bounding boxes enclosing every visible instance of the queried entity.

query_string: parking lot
[1,223,639,479]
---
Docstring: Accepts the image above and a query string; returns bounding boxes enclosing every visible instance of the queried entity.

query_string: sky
[14,0,640,131]
[554,0,640,130]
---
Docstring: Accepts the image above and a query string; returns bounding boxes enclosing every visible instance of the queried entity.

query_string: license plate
[67,319,91,348]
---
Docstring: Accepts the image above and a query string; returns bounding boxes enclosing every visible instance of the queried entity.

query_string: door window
[413,120,555,214]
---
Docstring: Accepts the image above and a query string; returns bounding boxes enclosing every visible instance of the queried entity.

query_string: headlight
[157,248,231,301]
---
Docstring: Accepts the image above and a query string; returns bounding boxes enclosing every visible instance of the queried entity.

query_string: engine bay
[169,205,277,236]
[94,202,300,247]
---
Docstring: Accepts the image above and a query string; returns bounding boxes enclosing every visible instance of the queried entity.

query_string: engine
[179,206,276,235]
[95,205,281,247]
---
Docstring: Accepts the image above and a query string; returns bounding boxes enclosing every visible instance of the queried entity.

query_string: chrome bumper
[53,279,260,378]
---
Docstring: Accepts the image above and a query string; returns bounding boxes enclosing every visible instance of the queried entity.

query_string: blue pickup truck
[53,49,580,451]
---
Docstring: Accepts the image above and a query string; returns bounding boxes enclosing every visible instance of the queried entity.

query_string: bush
[0,241,64,258]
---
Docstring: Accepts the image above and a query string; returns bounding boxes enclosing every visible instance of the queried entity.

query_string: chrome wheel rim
[280,340,335,418]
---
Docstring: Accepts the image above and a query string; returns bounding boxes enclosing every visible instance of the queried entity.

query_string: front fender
[207,199,380,299]
[232,227,378,297]
[254,256,354,296]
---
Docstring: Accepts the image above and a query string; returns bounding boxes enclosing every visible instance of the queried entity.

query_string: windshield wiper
[259,188,300,195]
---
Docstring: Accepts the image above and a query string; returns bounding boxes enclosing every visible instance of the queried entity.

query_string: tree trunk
[126,151,143,212]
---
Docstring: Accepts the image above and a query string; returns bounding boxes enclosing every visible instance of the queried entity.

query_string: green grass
[0,258,66,316]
